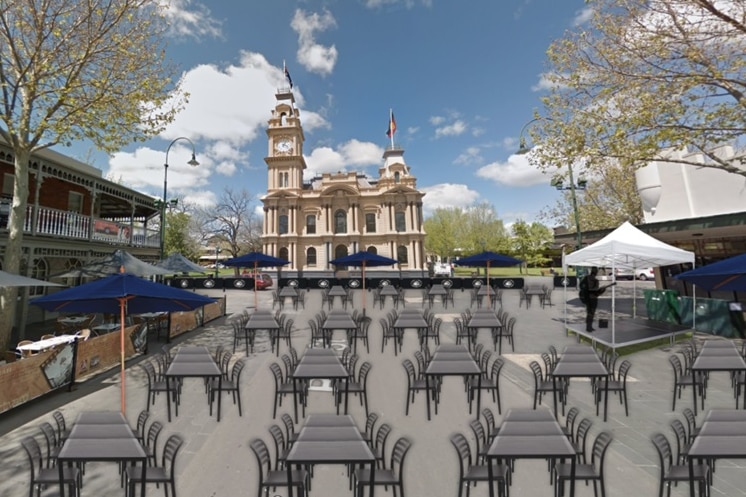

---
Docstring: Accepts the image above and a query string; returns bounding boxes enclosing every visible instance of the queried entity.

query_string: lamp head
[515,137,532,155]
[188,153,199,167]
[550,177,564,189]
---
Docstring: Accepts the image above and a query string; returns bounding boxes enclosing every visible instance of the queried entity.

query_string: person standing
[579,267,607,332]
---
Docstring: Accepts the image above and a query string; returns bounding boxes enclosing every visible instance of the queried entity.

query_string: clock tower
[265,89,306,192]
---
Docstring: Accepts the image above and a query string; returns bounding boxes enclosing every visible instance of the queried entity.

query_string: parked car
[615,267,655,281]
[254,273,273,290]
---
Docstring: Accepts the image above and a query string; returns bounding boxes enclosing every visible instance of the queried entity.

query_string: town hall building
[260,89,426,272]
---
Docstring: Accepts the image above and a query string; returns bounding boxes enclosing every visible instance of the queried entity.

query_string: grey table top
[467,310,501,329]
[175,346,209,354]
[304,413,357,427]
[302,348,337,356]
[323,313,357,330]
[498,421,565,436]
[698,422,746,436]
[487,434,575,458]
[426,359,480,376]
[75,411,127,424]
[394,313,428,329]
[699,348,741,356]
[279,287,298,297]
[551,360,608,377]
[692,354,746,371]
[286,441,375,464]
[688,436,746,458]
[705,409,746,422]
[504,407,556,422]
[296,426,363,441]
[171,354,215,362]
[68,424,135,439]
[293,362,348,380]
[379,285,399,295]
[58,437,146,461]
[328,285,348,296]
[166,360,221,377]
[245,313,280,330]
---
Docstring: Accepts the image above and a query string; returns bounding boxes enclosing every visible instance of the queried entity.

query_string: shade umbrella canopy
[155,253,207,274]
[675,253,746,291]
[32,273,216,413]
[455,251,522,306]
[0,270,63,287]
[329,251,398,312]
[51,249,172,279]
[223,252,290,308]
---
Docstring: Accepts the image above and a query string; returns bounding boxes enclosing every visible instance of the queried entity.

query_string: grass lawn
[453,266,576,277]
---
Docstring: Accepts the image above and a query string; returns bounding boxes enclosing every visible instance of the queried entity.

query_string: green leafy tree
[0,0,185,351]
[462,202,511,255]
[164,211,200,262]
[540,159,644,232]
[423,207,468,261]
[511,220,554,270]
[535,0,746,177]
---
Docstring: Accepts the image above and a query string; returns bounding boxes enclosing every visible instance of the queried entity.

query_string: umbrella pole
[362,263,366,317]
[254,262,258,309]
[119,299,126,414]
[486,262,491,308]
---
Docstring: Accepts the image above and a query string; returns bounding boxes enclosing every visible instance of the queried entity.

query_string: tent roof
[564,221,694,269]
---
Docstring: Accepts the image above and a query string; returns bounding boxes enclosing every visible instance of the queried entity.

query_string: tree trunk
[0,149,31,353]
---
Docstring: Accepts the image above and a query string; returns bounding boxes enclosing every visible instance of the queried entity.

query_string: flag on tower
[386,111,397,138]
[283,61,293,88]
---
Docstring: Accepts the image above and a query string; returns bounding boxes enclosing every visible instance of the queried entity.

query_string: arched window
[334,209,347,234]
[395,211,406,232]
[306,215,316,234]
[306,247,317,267]
[367,246,377,255]
[397,245,408,264]
[30,258,49,296]
[278,215,288,234]
[279,247,289,261]
[334,244,348,269]
[394,171,401,183]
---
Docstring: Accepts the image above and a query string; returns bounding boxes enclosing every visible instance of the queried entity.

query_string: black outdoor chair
[450,432,509,497]
[597,359,632,417]
[210,357,247,417]
[342,361,372,418]
[402,359,430,415]
[21,436,81,497]
[37,422,61,468]
[269,362,296,419]
[140,362,170,411]
[669,354,705,411]
[353,436,412,497]
[249,438,308,497]
[554,431,613,497]
[529,360,555,409]
[371,422,393,469]
[651,432,710,497]
[468,357,504,414]
[125,433,184,497]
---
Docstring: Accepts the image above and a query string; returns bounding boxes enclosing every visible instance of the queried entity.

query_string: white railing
[8,205,161,248]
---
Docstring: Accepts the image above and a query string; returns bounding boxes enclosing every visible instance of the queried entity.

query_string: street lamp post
[516,118,586,250]
[214,246,222,279]
[161,137,199,260]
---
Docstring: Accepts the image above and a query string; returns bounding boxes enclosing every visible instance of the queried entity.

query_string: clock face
[275,139,293,154]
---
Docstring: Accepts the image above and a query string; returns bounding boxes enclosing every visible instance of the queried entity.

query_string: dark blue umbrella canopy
[675,253,746,291]
[32,272,215,413]
[32,273,216,314]
[455,251,522,268]
[330,251,398,267]
[223,252,290,268]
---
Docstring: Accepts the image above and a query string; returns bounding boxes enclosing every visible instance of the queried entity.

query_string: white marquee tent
[563,221,695,344]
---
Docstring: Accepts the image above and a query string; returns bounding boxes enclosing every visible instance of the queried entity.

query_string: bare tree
[199,188,262,260]
[0,0,185,351]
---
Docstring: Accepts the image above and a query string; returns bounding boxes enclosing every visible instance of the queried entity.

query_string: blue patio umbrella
[330,251,398,312]
[455,251,522,305]
[223,252,290,308]
[675,253,746,291]
[32,272,216,413]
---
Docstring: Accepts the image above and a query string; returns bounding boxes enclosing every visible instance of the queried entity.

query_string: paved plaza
[1,278,745,497]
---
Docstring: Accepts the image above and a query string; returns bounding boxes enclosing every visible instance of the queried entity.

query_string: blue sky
[66,0,593,226]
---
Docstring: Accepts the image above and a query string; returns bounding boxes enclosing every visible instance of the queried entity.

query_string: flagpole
[389,108,394,148]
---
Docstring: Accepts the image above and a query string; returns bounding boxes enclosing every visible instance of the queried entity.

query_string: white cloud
[364,0,432,8]
[420,183,480,214]
[435,120,467,138]
[475,154,551,187]
[304,140,384,179]
[429,115,446,126]
[572,6,594,26]
[160,0,223,39]
[453,146,483,166]
[184,189,218,208]
[291,9,338,76]
[108,52,330,199]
